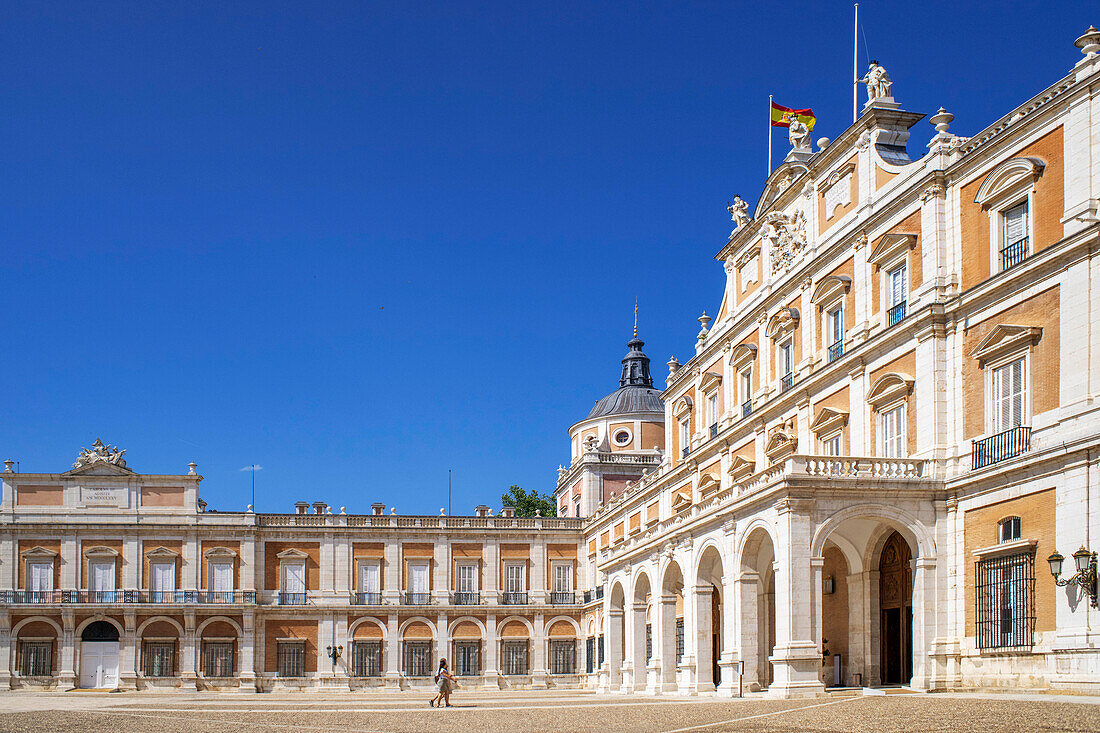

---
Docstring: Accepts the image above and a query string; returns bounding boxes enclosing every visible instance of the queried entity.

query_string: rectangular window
[408,562,429,593]
[999,517,1021,544]
[707,392,719,427]
[505,564,525,593]
[550,640,575,675]
[145,643,175,677]
[405,641,432,676]
[826,306,843,345]
[89,559,115,592]
[454,641,480,676]
[888,263,907,307]
[210,562,234,593]
[598,635,604,666]
[976,552,1035,649]
[19,642,51,677]
[779,340,793,377]
[574,498,582,518]
[675,618,685,664]
[553,564,572,593]
[821,433,842,457]
[1001,201,1029,270]
[881,405,905,458]
[27,560,53,594]
[151,561,175,601]
[456,563,478,593]
[277,641,306,677]
[358,561,381,594]
[353,641,382,677]
[203,642,234,677]
[585,637,595,674]
[992,357,1027,433]
[501,641,528,675]
[645,623,652,662]
[679,419,690,457]
[281,563,305,594]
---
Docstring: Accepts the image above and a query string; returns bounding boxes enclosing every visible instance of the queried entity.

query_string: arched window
[998,516,1021,544]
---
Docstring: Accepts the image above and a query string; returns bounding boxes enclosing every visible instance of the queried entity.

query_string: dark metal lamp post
[1048,547,1098,608]
[326,644,343,670]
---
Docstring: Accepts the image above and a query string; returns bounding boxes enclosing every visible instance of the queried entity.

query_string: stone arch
[399,617,437,638]
[544,616,581,637]
[497,615,534,637]
[195,615,242,638]
[448,616,487,638]
[11,616,62,638]
[136,615,184,638]
[348,617,387,639]
[811,503,935,562]
[736,519,778,573]
[631,567,653,603]
[75,615,124,639]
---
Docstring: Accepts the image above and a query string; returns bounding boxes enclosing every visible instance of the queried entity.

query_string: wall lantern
[1047,547,1098,608]
[326,644,343,669]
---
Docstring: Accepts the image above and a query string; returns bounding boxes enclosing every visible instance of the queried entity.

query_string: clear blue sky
[2,1,1092,514]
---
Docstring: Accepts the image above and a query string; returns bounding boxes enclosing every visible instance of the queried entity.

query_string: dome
[586,336,664,419]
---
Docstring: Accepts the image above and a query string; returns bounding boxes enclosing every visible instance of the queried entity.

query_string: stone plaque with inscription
[80,486,129,508]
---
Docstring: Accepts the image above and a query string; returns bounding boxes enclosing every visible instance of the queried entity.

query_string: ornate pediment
[20,545,59,558]
[810,275,852,305]
[730,343,758,369]
[671,486,692,512]
[810,407,849,435]
[146,546,180,559]
[83,545,120,558]
[699,371,723,393]
[765,307,801,339]
[975,157,1045,209]
[276,548,310,561]
[727,455,756,482]
[203,546,238,559]
[764,420,798,463]
[866,372,914,408]
[672,395,694,418]
[970,324,1042,368]
[697,472,721,496]
[869,232,917,268]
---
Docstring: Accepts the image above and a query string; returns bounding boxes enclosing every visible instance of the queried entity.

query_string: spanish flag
[771,101,816,131]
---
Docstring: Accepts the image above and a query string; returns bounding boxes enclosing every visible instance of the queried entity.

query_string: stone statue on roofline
[788,116,811,151]
[860,60,893,104]
[727,195,750,229]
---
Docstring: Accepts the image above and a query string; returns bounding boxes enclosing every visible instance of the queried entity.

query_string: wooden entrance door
[878,531,912,685]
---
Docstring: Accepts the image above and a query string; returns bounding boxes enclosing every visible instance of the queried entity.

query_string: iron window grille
[203,642,234,677]
[144,643,175,677]
[502,640,528,675]
[598,635,604,666]
[353,591,383,605]
[828,341,844,363]
[278,592,307,605]
[405,641,432,677]
[550,640,575,675]
[976,552,1035,650]
[585,637,595,674]
[353,641,382,677]
[502,592,528,605]
[709,422,719,439]
[741,398,753,419]
[1000,237,1030,271]
[675,618,685,664]
[550,592,575,605]
[682,447,690,459]
[277,641,306,677]
[645,623,652,662]
[455,642,480,676]
[453,592,480,605]
[781,373,794,393]
[19,642,51,677]
[887,300,907,327]
[403,592,432,605]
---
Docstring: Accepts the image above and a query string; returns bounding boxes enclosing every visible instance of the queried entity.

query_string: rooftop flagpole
[853,3,859,122]
[768,94,773,175]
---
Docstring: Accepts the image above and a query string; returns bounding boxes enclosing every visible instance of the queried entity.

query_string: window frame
[280,560,306,594]
[777,338,794,381]
[144,641,176,677]
[356,559,382,594]
[820,431,842,457]
[986,351,1030,435]
[455,562,478,594]
[504,562,526,594]
[26,559,54,593]
[277,640,306,678]
[551,562,573,594]
[202,640,235,678]
[353,640,382,677]
[884,258,909,312]
[824,302,844,348]
[19,641,52,677]
[209,560,235,593]
[990,194,1035,275]
[975,551,1035,650]
[880,401,907,458]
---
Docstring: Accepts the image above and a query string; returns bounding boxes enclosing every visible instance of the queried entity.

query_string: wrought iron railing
[781,373,793,393]
[972,426,1032,470]
[550,591,576,605]
[74,590,128,604]
[278,592,307,605]
[828,341,844,363]
[352,591,383,605]
[2,589,255,605]
[1000,237,1029,272]
[452,592,480,605]
[595,586,603,600]
[137,590,187,604]
[681,447,689,459]
[198,590,255,604]
[501,592,528,605]
[887,300,907,327]
[403,592,431,606]
[976,552,1034,649]
[1,590,62,604]
[741,398,753,419]
[709,422,719,439]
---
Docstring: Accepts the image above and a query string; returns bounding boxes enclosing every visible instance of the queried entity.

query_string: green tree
[501,485,557,517]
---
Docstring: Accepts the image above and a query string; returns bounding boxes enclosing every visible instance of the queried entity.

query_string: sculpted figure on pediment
[727,195,751,230]
[73,438,127,469]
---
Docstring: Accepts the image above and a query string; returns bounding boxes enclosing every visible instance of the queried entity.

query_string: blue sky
[2,1,1093,514]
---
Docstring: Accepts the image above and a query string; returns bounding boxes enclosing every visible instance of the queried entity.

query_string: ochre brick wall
[264,619,318,673]
[963,488,1057,637]
[263,541,320,592]
[959,126,1064,291]
[962,286,1060,440]
[868,350,917,454]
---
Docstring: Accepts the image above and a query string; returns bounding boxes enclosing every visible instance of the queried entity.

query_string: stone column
[691,585,715,693]
[119,611,137,690]
[769,499,824,698]
[435,612,449,681]
[183,532,199,591]
[717,575,739,696]
[626,602,647,693]
[655,593,677,693]
[619,601,635,693]
[531,542,547,605]
[531,612,547,688]
[909,556,937,691]
[845,571,866,687]
[433,542,449,606]
[180,612,197,689]
[0,611,11,689]
[809,555,824,684]
[735,571,760,690]
[123,537,139,591]
[383,542,401,606]
[319,533,335,600]
[59,611,76,688]
[240,538,256,592]
[483,541,499,605]
[239,610,257,691]
[605,607,623,691]
[483,614,499,689]
[61,535,78,590]
[384,613,401,688]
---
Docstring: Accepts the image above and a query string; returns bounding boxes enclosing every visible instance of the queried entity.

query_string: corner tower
[555,330,665,518]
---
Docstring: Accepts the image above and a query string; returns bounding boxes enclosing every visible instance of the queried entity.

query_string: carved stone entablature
[723,256,736,275]
[735,244,761,269]
[73,438,129,471]
[762,210,808,275]
[920,182,946,202]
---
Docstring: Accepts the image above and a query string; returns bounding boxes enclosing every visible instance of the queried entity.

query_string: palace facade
[3,27,1100,696]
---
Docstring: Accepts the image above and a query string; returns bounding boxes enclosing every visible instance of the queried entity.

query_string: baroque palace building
[3,27,1100,696]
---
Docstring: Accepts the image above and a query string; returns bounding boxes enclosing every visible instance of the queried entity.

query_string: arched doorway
[628,572,651,693]
[658,561,684,692]
[80,620,120,688]
[606,582,626,689]
[738,527,776,691]
[878,531,912,685]
[695,545,725,692]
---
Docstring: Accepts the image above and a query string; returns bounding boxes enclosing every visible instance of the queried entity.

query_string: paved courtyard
[1,690,1100,733]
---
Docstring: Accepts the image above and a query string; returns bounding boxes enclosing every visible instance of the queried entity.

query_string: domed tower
[555,329,665,518]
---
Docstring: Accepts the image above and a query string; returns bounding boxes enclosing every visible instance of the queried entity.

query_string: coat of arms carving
[762,210,808,274]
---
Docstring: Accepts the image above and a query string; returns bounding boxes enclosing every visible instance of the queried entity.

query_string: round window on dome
[614,430,632,446]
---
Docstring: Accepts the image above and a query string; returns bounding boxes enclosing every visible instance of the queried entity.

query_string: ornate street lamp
[1047,547,1098,608]
[326,644,343,670]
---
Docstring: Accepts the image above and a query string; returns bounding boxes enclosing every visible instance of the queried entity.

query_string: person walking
[429,658,455,707]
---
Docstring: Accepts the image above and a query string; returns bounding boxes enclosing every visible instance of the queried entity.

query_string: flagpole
[853,3,859,122]
[768,94,773,175]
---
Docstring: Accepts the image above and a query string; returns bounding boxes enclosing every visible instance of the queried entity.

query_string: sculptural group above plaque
[73,438,129,470]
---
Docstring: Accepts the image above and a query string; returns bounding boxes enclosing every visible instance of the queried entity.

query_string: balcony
[781,373,793,393]
[196,590,255,604]
[972,426,1032,470]
[595,586,604,600]
[74,590,128,604]
[681,447,689,459]
[278,592,308,605]
[501,592,528,605]
[136,590,188,604]
[742,398,753,419]
[887,300,907,327]
[1000,237,1029,272]
[352,591,383,605]
[453,592,480,605]
[709,422,719,439]
[550,591,576,605]
[827,341,844,364]
[1,590,62,604]
[403,592,431,605]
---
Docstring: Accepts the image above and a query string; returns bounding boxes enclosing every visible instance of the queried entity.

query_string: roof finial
[633,298,638,339]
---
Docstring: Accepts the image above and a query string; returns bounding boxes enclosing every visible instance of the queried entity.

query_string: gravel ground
[1,691,1099,732]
